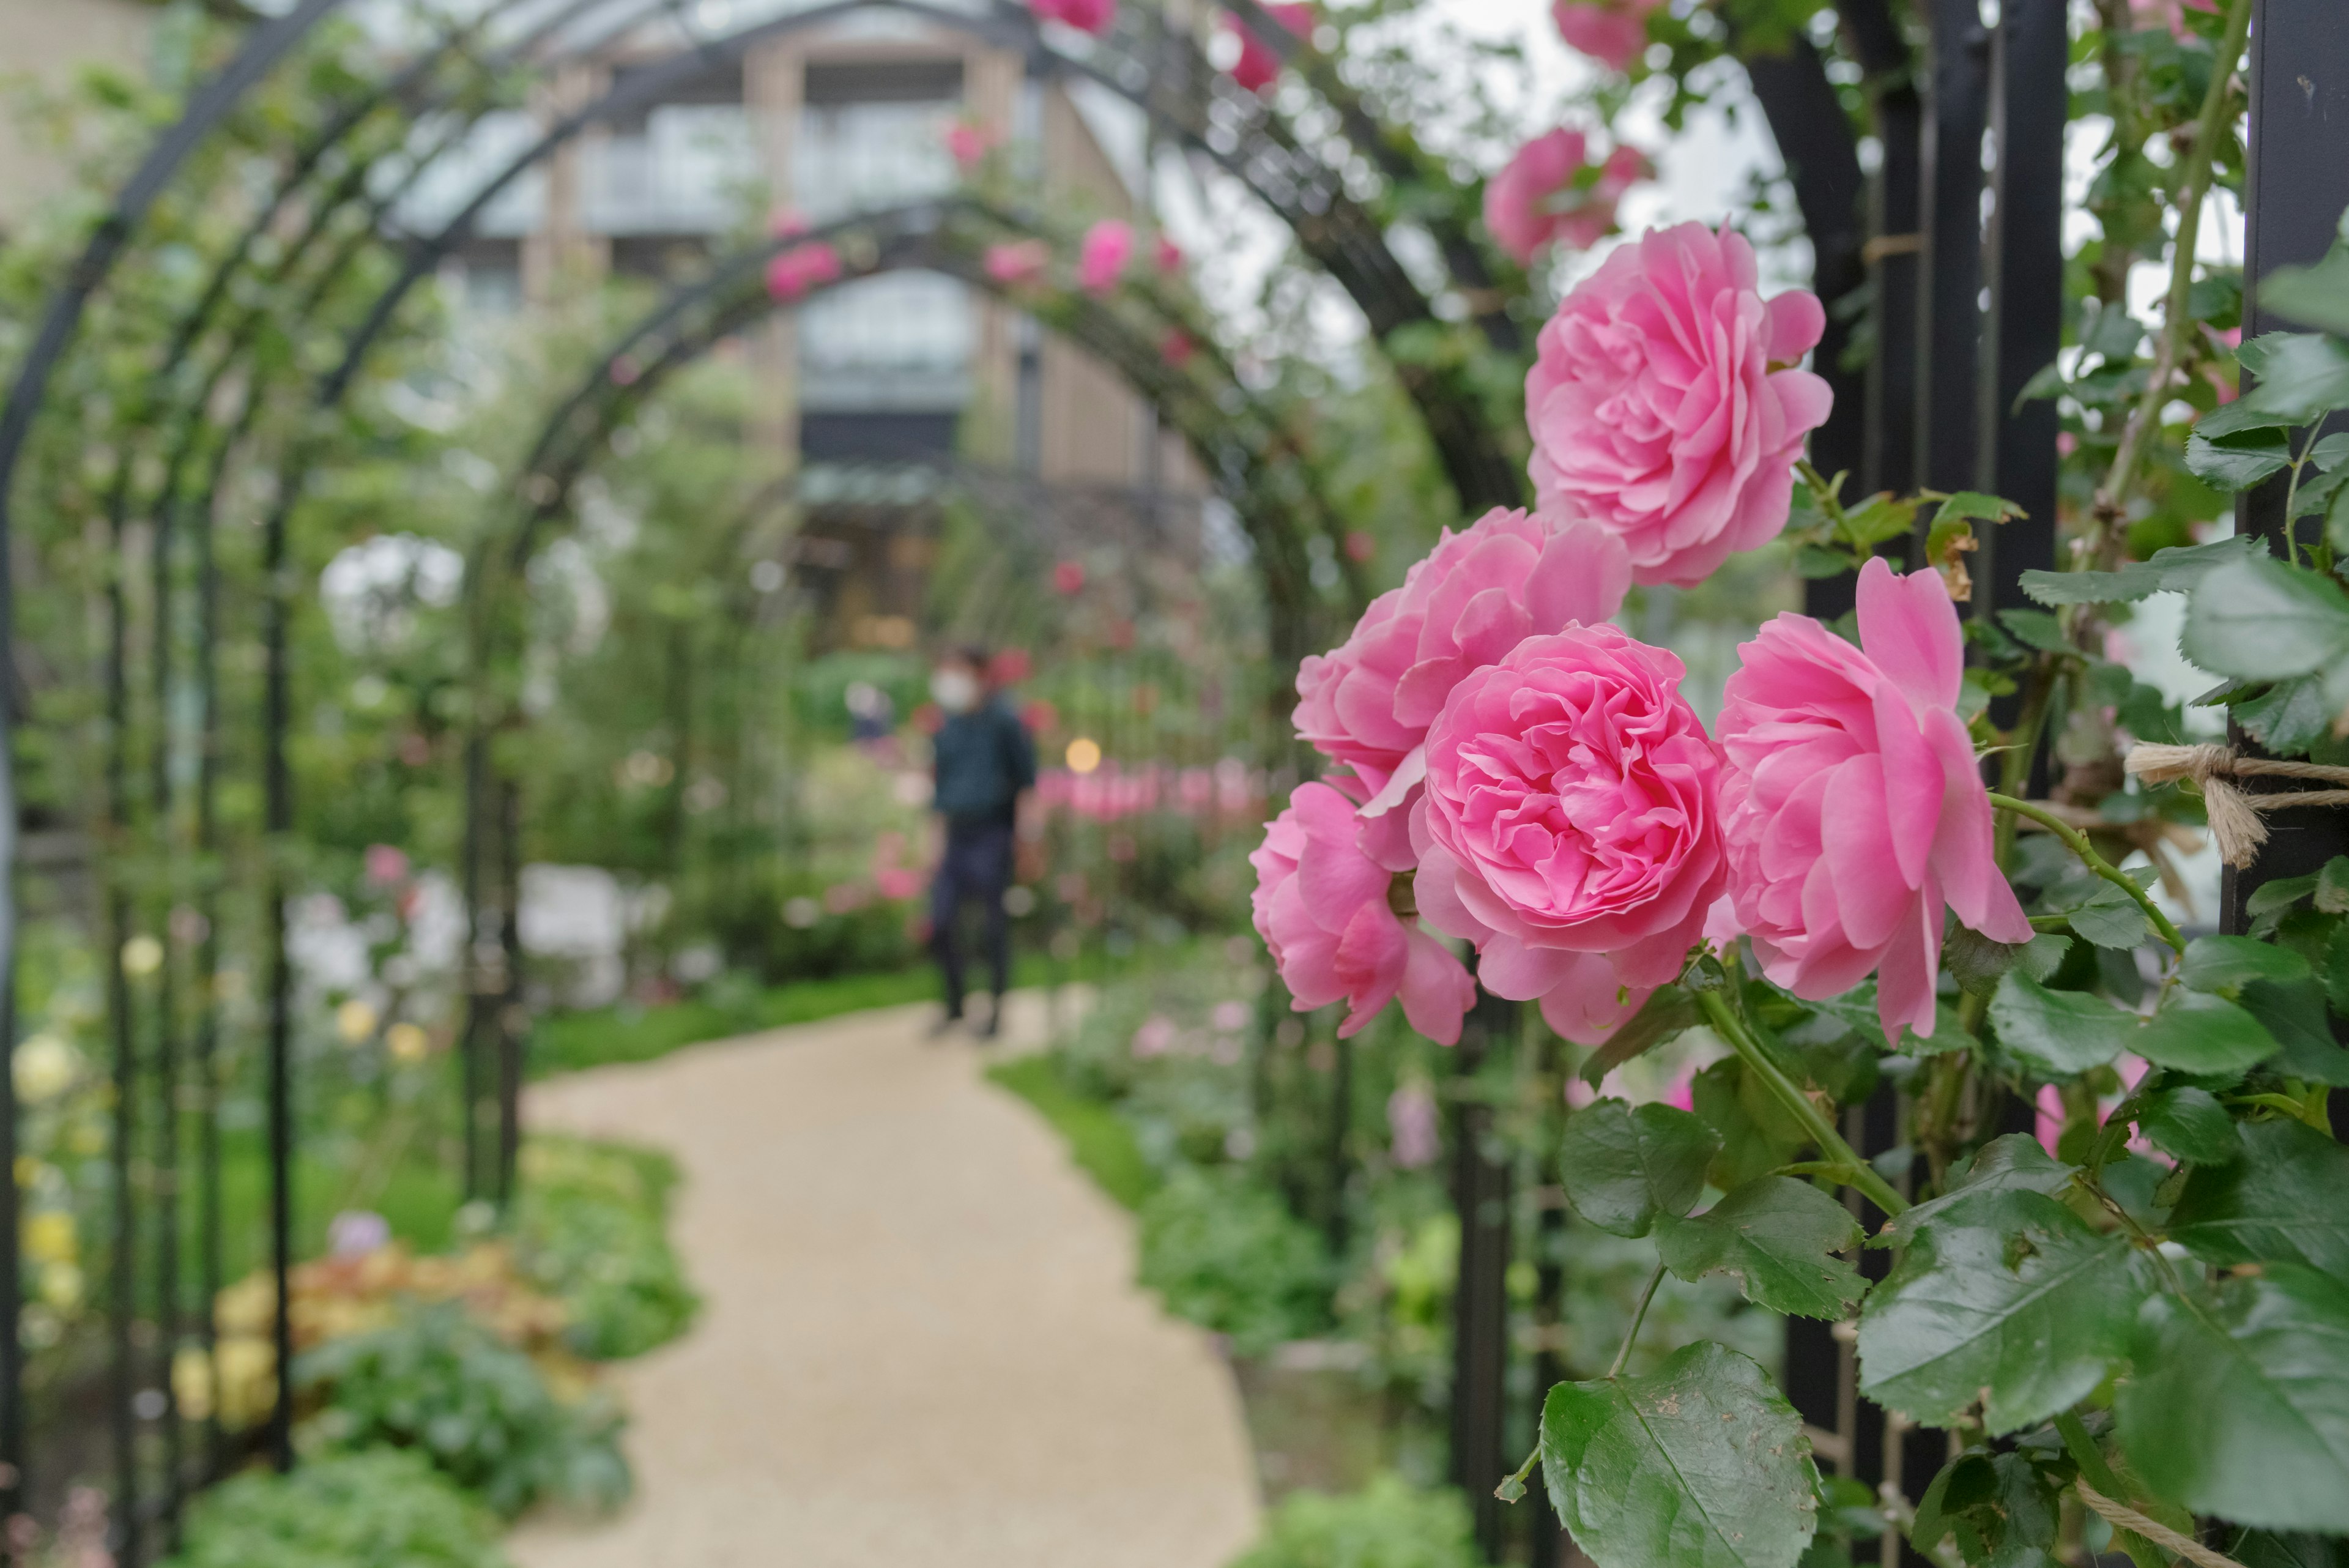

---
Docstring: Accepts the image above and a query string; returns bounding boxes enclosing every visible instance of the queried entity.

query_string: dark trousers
[930,819,1012,1015]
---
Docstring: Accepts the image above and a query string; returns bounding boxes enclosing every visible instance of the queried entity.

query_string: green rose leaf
[1989,972,2131,1077]
[2184,555,2349,683]
[2169,1117,2349,1283]
[2240,978,2349,1085]
[1578,984,1700,1086]
[2019,536,2263,608]
[2117,1264,2349,1534]
[2062,882,2155,951]
[1856,1189,2149,1435]
[2133,989,2279,1078]
[2186,426,2295,492]
[1654,1176,1866,1320]
[2230,1529,2349,1568]
[2239,333,2349,424]
[2178,935,2313,998]
[2262,247,2349,337]
[1559,1099,1719,1239]
[1541,1341,1819,1568]
[1910,1451,2061,1568]
[1875,1134,2075,1249]
[2134,1087,2239,1167]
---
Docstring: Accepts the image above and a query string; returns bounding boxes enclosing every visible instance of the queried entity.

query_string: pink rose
[1716,558,2032,1044]
[1077,219,1132,294]
[1484,130,1649,265]
[1161,329,1195,368]
[945,122,997,169]
[1250,781,1476,1044]
[984,239,1051,286]
[766,240,842,302]
[1293,508,1632,796]
[1526,223,1832,587]
[1030,0,1116,34]
[363,844,410,886]
[1413,627,1726,1045]
[1551,0,1663,72]
[1155,234,1185,274]
[1225,3,1314,94]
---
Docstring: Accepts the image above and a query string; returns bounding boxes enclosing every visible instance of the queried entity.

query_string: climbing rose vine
[1253,212,2349,1568]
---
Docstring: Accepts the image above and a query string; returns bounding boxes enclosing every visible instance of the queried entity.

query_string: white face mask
[930,668,981,714]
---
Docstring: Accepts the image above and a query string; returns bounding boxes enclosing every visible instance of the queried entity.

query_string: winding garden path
[505,995,1263,1568]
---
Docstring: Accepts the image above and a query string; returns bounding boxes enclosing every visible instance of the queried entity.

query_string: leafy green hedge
[1228,1475,1492,1568]
[985,1053,1159,1211]
[163,1449,507,1568]
[514,1135,700,1361]
[1137,1167,1330,1356]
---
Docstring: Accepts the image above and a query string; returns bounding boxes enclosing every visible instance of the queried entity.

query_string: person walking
[925,646,1036,1038]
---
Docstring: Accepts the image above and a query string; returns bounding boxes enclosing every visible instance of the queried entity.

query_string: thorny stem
[2091,0,2253,554]
[1987,793,2188,956]
[1608,1261,1668,1379]
[1694,990,1911,1219]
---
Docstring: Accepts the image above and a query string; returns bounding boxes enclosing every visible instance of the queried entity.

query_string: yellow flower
[12,1034,76,1104]
[173,1346,215,1421]
[39,1261,81,1311]
[120,936,164,977]
[335,999,379,1044]
[213,1337,276,1430]
[24,1211,75,1265]
[386,1022,431,1063]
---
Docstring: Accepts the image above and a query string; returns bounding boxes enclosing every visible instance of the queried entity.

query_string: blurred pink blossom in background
[1132,1014,1178,1058]
[766,241,842,302]
[1028,0,1117,32]
[1225,3,1313,93]
[1551,0,1663,72]
[1387,1084,1440,1169]
[984,239,1052,287]
[1077,220,1134,294]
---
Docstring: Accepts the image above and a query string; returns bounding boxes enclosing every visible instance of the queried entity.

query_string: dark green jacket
[932,697,1036,827]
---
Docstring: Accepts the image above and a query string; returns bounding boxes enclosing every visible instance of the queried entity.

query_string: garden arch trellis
[0,1,2341,1564]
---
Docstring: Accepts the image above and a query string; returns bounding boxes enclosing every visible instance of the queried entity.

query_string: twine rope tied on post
[2123,743,2349,869]
[2073,1481,2244,1568]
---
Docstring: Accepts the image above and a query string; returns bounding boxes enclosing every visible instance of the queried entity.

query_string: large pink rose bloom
[1251,781,1477,1044]
[1485,130,1648,266]
[1717,558,2032,1044]
[1030,0,1116,35]
[1527,223,1832,588]
[1413,628,1724,1045]
[1552,0,1663,72]
[1293,508,1632,796]
[1225,3,1314,94]
[1077,220,1133,294]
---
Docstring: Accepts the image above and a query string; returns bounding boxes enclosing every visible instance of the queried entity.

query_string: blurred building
[431,4,1206,650]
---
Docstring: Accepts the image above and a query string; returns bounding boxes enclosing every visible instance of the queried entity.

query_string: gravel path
[506,994,1262,1568]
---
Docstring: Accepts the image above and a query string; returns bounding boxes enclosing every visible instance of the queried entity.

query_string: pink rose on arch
[766,240,841,302]
[1526,222,1831,587]
[1293,508,1631,797]
[1029,0,1116,34]
[1225,3,1314,94]
[945,121,998,169]
[1250,781,1476,1044]
[1077,219,1133,294]
[985,239,1051,286]
[1551,0,1664,73]
[1716,558,2032,1044]
[1483,129,1649,265]
[1412,626,1726,1045]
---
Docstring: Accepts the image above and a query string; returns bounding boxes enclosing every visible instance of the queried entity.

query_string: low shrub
[1226,1475,1490,1568]
[1137,1166,1329,1355]
[513,1135,699,1361]
[985,1054,1159,1211]
[161,1449,507,1568]
[296,1301,629,1518]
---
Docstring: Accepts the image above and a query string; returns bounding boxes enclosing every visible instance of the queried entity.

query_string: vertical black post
[1980,0,2068,646]
[1861,39,1924,508]
[2223,0,2349,934]
[1449,988,1512,1561]
[151,496,186,1547]
[194,486,226,1485]
[103,529,141,1562]
[1916,0,1991,511]
[1528,1028,1570,1568]
[261,507,297,1474]
[496,774,524,1209]
[460,734,487,1202]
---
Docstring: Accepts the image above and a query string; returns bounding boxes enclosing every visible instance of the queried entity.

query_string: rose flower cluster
[1252,223,2025,1049]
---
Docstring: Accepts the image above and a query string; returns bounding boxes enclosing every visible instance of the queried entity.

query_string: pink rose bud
[1029,0,1116,34]
[1550,0,1664,72]
[1483,129,1649,265]
[1526,223,1833,587]
[1077,219,1133,294]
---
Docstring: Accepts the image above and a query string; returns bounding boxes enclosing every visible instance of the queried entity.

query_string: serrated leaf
[2262,250,2349,337]
[2235,675,2341,755]
[2318,856,2349,914]
[1541,1341,1820,1568]
[1989,972,2132,1076]
[2195,399,2305,440]
[1580,983,1699,1086]
[2240,333,2349,423]
[2063,883,2155,949]
[2169,1117,2349,1282]
[2178,935,2313,997]
[1910,1451,2062,1568]
[2134,989,2279,1077]
[2231,1529,2349,1568]
[1692,1057,1809,1192]
[1876,1134,2076,1249]
[2241,977,2349,1085]
[2017,536,2264,608]
[1857,1189,2148,1435]
[2117,1264,2349,1533]
[1654,1176,1865,1320]
[2315,433,2349,473]
[1559,1098,1718,1238]
[2184,556,2349,682]
[1937,491,2026,524]
[2187,426,2296,491]
[2135,1087,2238,1166]
[1996,608,2070,653]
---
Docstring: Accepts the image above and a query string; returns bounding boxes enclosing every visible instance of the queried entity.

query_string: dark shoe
[974,1002,1001,1041]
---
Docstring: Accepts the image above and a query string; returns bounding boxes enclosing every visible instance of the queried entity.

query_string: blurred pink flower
[364,844,410,886]
[1030,0,1116,33]
[1484,130,1648,264]
[1212,999,1252,1032]
[1527,223,1831,587]
[1053,559,1087,594]
[1293,507,1632,797]
[1387,1083,1441,1168]
[1160,329,1196,368]
[768,209,810,239]
[1225,2,1313,93]
[1252,781,1477,1044]
[1718,559,2033,1044]
[329,1209,392,1259]
[1132,1014,1178,1058]
[945,121,998,169]
[1077,219,1133,294]
[766,240,842,302]
[1414,627,1724,1045]
[985,239,1051,286]
[876,868,922,901]
[1551,0,1663,72]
